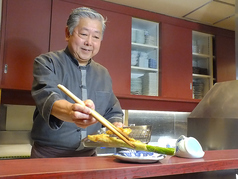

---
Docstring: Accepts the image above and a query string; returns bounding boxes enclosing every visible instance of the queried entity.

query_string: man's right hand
[51,99,98,128]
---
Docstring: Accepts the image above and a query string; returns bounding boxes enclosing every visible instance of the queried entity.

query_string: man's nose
[85,35,93,46]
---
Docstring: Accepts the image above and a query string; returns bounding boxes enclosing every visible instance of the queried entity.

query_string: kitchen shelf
[193,74,211,78]
[192,31,214,99]
[132,43,158,51]
[131,66,158,72]
[192,53,212,58]
[131,18,159,96]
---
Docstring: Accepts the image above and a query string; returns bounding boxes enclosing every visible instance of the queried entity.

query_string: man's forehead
[77,18,102,33]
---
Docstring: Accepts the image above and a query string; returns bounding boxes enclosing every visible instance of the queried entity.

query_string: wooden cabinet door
[0,0,51,90]
[94,9,131,96]
[160,23,193,99]
[215,35,236,82]
[50,0,131,95]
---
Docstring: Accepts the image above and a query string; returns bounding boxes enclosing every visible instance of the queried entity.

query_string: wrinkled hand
[70,99,98,128]
[112,122,125,128]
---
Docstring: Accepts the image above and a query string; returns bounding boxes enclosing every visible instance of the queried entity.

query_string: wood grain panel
[215,35,236,82]
[1,150,238,178]
[160,23,193,99]
[0,0,51,90]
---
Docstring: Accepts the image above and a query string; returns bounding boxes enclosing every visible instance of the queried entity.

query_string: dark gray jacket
[31,47,123,150]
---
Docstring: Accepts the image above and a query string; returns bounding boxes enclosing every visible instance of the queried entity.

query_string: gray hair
[67,7,106,38]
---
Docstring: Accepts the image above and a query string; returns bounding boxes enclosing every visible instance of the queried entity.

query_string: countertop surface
[1,149,238,179]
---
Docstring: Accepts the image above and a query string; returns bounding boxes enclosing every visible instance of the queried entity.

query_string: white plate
[113,150,165,163]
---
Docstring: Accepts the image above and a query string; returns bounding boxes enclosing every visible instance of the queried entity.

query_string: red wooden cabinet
[0,0,235,109]
[160,23,193,99]
[215,35,236,82]
[50,0,131,95]
[0,0,51,90]
[94,9,131,95]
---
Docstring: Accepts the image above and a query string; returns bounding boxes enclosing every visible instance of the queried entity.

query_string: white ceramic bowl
[175,135,205,158]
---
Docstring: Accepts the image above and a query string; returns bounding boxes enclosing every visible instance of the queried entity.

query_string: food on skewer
[88,129,175,156]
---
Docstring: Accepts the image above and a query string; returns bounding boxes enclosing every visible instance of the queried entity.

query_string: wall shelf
[131,18,159,96]
[192,31,214,99]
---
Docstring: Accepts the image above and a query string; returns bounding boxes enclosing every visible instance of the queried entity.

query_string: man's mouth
[82,48,91,52]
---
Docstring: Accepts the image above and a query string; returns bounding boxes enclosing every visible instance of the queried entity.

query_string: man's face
[66,17,103,66]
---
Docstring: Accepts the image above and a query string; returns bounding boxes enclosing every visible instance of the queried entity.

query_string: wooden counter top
[1,149,238,179]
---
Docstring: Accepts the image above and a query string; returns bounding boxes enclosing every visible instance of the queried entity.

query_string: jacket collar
[64,46,92,67]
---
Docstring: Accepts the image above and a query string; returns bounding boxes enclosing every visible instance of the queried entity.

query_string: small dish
[113,150,165,163]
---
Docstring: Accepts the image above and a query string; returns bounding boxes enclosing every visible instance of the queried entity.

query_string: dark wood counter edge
[0,149,238,179]
[117,94,200,112]
[0,89,199,112]
[116,94,200,103]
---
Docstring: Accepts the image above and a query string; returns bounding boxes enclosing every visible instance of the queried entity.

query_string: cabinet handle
[4,64,8,73]
[190,83,192,90]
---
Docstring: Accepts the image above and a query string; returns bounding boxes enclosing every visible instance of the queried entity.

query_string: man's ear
[65,26,70,41]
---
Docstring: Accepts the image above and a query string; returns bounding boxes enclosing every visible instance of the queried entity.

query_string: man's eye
[80,33,88,36]
[93,36,100,39]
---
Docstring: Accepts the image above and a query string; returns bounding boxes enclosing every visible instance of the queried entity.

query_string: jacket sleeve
[31,54,64,129]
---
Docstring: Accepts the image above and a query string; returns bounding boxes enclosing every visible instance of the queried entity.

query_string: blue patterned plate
[113,150,165,163]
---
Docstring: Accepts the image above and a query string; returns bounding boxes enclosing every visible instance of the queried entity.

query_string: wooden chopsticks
[57,84,134,148]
